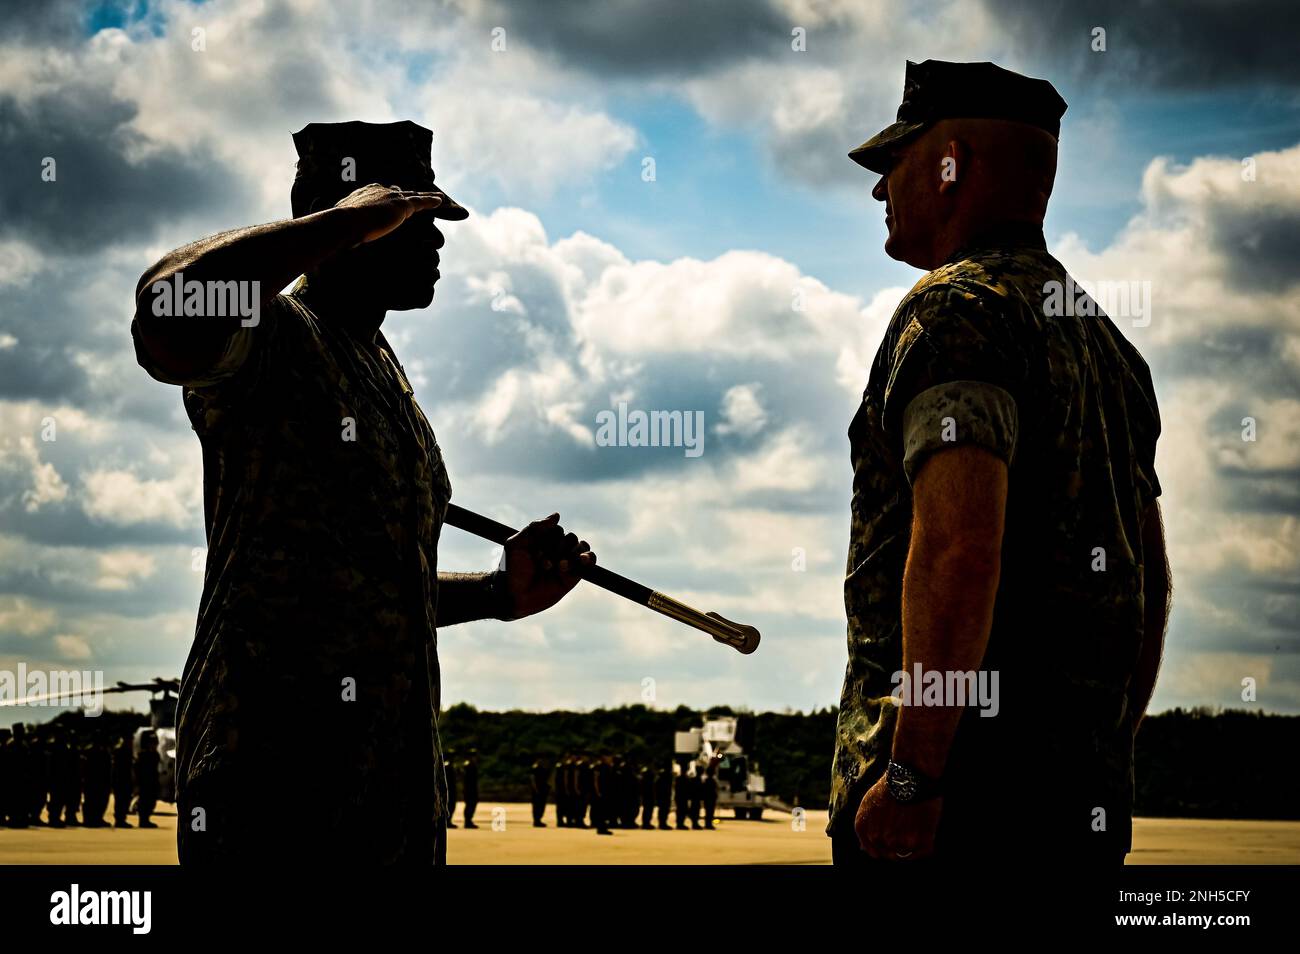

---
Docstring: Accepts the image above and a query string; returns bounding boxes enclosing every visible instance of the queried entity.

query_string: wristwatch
[486,568,515,621]
[885,760,943,804]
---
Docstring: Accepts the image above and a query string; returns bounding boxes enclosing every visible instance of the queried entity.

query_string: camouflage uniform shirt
[133,277,453,864]
[829,223,1162,856]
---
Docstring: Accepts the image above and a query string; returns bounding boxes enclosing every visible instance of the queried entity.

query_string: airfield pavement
[2,799,1299,865]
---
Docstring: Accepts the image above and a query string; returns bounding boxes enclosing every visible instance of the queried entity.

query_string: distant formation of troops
[0,723,161,830]
[444,751,721,835]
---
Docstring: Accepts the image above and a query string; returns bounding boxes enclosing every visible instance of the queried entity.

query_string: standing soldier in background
[530,756,550,827]
[655,758,673,830]
[610,756,624,827]
[0,727,12,827]
[554,756,569,827]
[564,756,577,827]
[11,724,33,827]
[639,764,655,830]
[673,764,689,830]
[135,731,160,829]
[687,766,702,830]
[832,61,1168,864]
[59,729,82,826]
[444,749,457,829]
[576,756,593,829]
[701,765,719,830]
[82,735,112,828]
[45,728,69,827]
[22,725,42,826]
[626,759,640,828]
[616,756,634,828]
[593,754,613,836]
[29,728,49,826]
[461,750,479,830]
[67,730,84,826]
[112,736,135,829]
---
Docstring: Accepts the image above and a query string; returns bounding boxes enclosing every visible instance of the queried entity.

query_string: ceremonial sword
[443,504,760,655]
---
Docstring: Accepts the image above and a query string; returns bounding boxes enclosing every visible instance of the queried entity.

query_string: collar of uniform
[291,274,389,346]
[944,221,1046,265]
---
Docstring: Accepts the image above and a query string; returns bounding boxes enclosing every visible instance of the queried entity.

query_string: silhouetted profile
[832,60,1169,865]
[131,120,595,865]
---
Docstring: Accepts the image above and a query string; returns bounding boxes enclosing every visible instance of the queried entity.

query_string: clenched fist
[502,513,597,620]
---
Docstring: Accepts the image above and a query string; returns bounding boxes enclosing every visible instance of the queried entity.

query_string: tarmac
[1,799,1298,864]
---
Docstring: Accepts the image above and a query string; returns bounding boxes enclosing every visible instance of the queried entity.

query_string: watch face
[888,764,918,802]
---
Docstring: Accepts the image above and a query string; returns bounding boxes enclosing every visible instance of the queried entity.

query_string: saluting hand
[332,183,444,246]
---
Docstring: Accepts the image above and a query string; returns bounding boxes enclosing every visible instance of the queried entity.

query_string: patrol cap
[849,60,1068,174]
[290,120,469,221]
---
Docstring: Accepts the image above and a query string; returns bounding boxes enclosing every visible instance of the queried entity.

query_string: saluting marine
[131,121,595,865]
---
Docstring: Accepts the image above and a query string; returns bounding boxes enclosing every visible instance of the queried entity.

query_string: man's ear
[938,139,964,195]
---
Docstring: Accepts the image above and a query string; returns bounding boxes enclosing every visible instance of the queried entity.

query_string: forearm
[135,207,364,313]
[891,541,1001,779]
[1129,504,1171,728]
[132,208,367,379]
[436,571,511,627]
[1128,600,1166,729]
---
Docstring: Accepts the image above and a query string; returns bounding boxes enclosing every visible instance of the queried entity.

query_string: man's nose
[871,176,888,202]
[431,226,445,251]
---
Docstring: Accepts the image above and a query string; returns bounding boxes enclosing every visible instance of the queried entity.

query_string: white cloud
[717,383,767,436]
[95,550,158,591]
[0,0,1294,717]
[0,596,56,637]
[53,633,93,661]
[0,239,40,288]
[81,468,195,528]
[0,435,70,513]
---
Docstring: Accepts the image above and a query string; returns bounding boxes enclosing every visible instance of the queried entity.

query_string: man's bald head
[870,117,1059,270]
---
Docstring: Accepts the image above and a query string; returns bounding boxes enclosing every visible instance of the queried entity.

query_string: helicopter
[0,676,179,803]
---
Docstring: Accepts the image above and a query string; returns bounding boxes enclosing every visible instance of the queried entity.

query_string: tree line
[439,703,1300,819]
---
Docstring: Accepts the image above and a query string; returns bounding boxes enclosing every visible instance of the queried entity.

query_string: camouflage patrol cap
[290,120,469,220]
[849,60,1068,174]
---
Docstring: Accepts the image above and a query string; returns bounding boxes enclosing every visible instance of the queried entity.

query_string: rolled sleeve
[901,379,1019,484]
[131,293,288,390]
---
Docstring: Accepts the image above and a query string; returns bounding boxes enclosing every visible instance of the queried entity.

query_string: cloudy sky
[1,0,1297,719]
